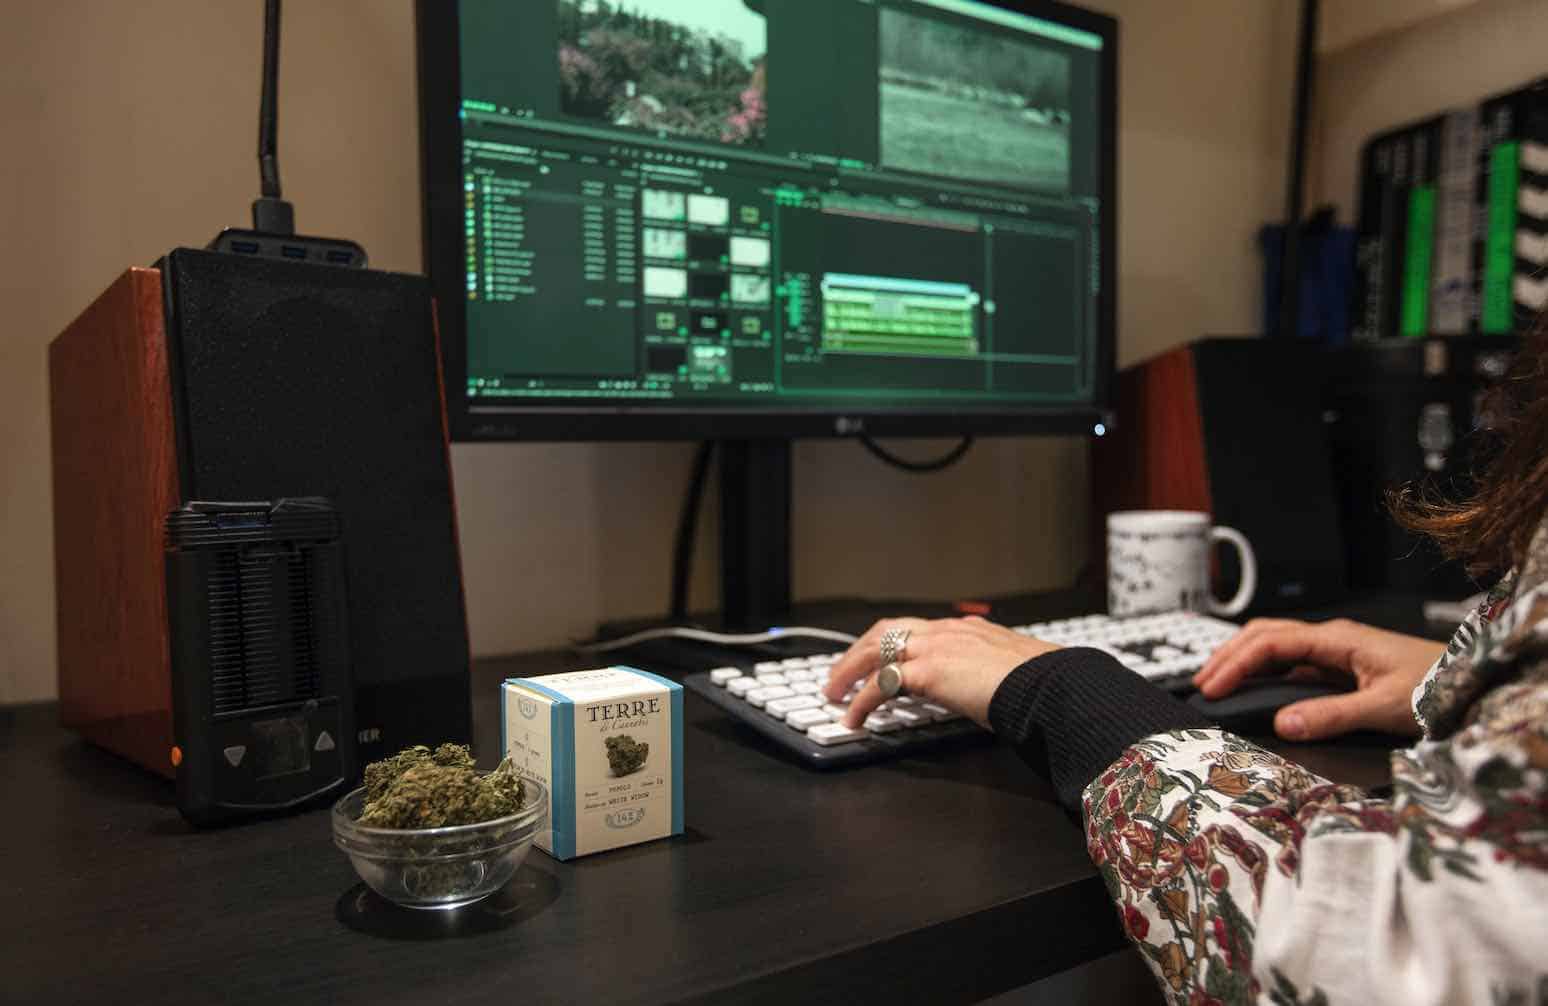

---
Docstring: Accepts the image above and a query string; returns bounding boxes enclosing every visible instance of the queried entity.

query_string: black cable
[249,0,294,234]
[858,433,975,473]
[1276,0,1318,340]
[669,441,716,621]
[667,433,968,619]
[258,0,282,198]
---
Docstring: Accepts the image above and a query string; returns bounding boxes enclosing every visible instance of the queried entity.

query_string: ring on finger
[877,662,908,700]
[878,627,911,667]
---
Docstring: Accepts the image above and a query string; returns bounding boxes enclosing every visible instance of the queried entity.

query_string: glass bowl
[332,776,548,911]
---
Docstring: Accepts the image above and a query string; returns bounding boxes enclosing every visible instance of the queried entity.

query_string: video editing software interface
[457,0,1105,413]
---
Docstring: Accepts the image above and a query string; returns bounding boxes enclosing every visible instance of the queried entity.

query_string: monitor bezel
[416,0,1118,442]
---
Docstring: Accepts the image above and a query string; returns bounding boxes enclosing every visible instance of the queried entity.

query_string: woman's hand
[1192,618,1447,740]
[822,616,1059,730]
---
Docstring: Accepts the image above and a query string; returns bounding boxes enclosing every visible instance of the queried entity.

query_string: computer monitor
[417,0,1117,442]
[417,0,1118,626]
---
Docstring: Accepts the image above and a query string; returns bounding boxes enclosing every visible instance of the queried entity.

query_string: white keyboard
[694,611,1242,759]
[707,652,942,746]
[1009,611,1240,686]
[684,606,1238,764]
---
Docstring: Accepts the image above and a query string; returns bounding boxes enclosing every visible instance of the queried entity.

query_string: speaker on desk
[1324,336,1518,597]
[50,249,470,780]
[1093,338,1347,613]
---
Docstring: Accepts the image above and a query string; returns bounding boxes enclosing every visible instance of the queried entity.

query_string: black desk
[2,593,1422,1005]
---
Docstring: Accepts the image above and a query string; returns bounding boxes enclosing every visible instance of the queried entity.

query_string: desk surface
[2,593,1417,1005]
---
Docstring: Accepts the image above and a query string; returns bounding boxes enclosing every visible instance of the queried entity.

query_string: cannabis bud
[362,742,473,803]
[357,743,525,829]
[605,734,649,777]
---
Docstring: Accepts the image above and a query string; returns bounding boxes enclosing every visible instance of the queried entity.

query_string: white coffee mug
[1107,511,1257,617]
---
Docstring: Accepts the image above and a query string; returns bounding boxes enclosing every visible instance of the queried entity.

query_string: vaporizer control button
[314,730,336,753]
[223,745,247,768]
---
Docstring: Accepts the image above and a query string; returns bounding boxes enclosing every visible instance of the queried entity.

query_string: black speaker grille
[207,547,321,715]
[162,249,470,747]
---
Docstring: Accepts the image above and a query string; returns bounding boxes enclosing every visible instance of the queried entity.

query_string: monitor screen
[418,0,1116,439]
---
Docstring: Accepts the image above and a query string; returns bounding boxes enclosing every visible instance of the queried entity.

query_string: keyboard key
[920,702,958,722]
[727,677,759,696]
[768,694,824,717]
[822,704,850,719]
[788,680,821,695]
[710,667,742,685]
[753,672,788,686]
[808,722,868,746]
[890,708,928,727]
[864,712,904,734]
[747,685,794,708]
[786,669,816,681]
[753,660,784,673]
[786,708,832,730]
[782,656,812,669]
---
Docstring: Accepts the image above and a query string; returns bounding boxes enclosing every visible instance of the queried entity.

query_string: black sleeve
[988,647,1213,813]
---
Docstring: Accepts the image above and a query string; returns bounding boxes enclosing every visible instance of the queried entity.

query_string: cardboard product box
[501,667,683,860]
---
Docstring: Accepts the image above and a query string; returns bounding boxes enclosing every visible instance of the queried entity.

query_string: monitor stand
[592,439,803,673]
[717,438,792,630]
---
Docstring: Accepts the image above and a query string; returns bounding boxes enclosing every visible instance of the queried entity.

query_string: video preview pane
[558,0,768,147]
[878,7,1070,192]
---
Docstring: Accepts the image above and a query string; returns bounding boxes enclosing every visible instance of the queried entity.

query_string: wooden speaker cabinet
[50,268,182,776]
[50,254,473,780]
[1092,338,1347,613]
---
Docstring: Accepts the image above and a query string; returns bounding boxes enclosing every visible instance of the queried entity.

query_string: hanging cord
[858,433,975,473]
[258,0,282,198]
[666,434,971,621]
[251,0,294,234]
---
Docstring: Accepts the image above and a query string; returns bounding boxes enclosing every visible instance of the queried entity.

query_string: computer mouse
[1185,677,1353,735]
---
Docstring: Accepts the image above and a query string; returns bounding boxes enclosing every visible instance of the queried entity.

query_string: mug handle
[1208,526,1257,617]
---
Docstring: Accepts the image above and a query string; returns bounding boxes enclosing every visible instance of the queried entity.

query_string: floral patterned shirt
[1083,524,1548,1005]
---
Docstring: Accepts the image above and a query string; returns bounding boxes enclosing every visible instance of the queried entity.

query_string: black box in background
[166,498,354,826]
[1324,335,1518,597]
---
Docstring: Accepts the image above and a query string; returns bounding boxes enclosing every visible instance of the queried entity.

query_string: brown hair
[1390,326,1548,576]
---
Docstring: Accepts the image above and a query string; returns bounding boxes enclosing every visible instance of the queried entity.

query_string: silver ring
[877,662,907,700]
[879,627,911,667]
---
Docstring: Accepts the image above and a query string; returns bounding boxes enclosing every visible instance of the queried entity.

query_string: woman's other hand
[822,616,1059,730]
[1192,618,1446,740]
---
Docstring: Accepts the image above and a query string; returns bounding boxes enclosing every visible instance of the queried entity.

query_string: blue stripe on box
[509,678,576,860]
[552,700,575,859]
[511,677,571,704]
[617,667,684,836]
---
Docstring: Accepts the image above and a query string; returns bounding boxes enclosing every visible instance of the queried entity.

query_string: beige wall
[1312,0,1548,220]
[0,1,1295,704]
[1316,0,1492,55]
